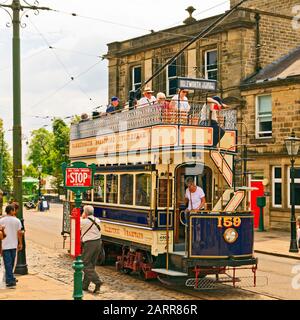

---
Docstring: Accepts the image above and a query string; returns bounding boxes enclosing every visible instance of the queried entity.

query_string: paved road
[22,203,300,300]
[23,203,65,251]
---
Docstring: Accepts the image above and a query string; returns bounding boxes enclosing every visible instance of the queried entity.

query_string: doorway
[174,163,212,246]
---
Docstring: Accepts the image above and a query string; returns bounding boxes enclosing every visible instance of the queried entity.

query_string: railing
[70,104,237,140]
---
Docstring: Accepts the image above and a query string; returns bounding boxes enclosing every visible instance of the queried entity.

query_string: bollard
[257,196,266,232]
[72,255,84,300]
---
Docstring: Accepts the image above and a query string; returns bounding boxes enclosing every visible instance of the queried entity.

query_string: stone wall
[230,0,299,16]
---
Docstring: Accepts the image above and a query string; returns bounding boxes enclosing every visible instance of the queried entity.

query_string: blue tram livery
[62,80,258,289]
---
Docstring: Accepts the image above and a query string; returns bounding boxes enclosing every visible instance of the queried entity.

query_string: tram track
[98,265,281,301]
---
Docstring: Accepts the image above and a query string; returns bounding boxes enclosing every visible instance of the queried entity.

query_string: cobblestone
[26,239,197,300]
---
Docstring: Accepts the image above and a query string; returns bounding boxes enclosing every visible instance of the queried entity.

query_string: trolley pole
[0,0,52,275]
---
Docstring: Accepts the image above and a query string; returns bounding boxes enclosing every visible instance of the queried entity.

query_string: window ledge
[250,138,275,144]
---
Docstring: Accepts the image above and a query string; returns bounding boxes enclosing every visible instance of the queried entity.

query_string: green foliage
[26,118,70,191]
[0,119,13,193]
[23,164,39,178]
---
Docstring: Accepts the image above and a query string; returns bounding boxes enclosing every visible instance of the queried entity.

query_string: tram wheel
[122,268,132,274]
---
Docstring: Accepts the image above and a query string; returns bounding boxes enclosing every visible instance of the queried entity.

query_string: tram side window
[94,175,105,203]
[106,174,118,204]
[120,174,134,205]
[158,179,173,207]
[136,174,151,207]
[82,189,92,202]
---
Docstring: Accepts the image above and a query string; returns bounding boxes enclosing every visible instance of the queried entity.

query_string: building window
[288,167,300,209]
[93,175,105,203]
[272,167,282,208]
[106,174,118,204]
[256,95,272,138]
[120,174,134,205]
[132,65,142,90]
[135,174,151,207]
[205,50,218,80]
[166,59,178,96]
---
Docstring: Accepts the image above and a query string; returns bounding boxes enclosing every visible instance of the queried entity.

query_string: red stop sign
[65,167,92,187]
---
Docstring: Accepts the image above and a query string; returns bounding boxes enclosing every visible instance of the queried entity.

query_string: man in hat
[106,96,122,113]
[137,87,157,108]
[200,96,229,147]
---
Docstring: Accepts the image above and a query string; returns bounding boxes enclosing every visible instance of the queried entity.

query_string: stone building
[105,0,300,229]
[241,47,300,230]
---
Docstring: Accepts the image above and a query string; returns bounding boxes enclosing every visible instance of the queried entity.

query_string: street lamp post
[285,131,300,253]
[37,165,42,198]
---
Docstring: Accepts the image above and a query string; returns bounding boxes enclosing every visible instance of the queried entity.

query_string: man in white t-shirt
[0,204,22,288]
[80,205,103,294]
[184,177,206,213]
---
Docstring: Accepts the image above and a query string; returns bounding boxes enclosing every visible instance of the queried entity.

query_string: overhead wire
[26,15,97,104]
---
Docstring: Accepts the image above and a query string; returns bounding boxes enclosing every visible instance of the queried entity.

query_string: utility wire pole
[0,0,52,275]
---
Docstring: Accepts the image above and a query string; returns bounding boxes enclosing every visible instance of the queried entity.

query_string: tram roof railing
[70,103,237,141]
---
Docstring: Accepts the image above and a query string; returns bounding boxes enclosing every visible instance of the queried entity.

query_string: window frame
[166,59,178,97]
[132,66,142,92]
[256,94,273,139]
[287,166,300,209]
[204,49,218,81]
[272,166,282,208]
[93,174,105,204]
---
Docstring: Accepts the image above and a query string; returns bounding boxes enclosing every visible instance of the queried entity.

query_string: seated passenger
[156,92,172,122]
[169,88,191,112]
[137,87,157,108]
[199,96,229,147]
[184,177,206,213]
[80,113,89,122]
[136,187,148,206]
[106,96,122,113]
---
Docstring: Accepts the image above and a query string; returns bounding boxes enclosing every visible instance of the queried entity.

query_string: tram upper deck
[69,104,238,165]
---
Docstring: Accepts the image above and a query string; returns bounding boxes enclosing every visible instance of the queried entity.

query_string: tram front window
[94,175,104,202]
[136,174,151,207]
[120,174,133,205]
[106,174,118,204]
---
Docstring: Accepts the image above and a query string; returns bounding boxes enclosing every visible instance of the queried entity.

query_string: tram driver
[184,177,206,213]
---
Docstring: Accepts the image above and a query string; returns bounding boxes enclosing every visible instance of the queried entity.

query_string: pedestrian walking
[0,204,22,288]
[80,205,103,294]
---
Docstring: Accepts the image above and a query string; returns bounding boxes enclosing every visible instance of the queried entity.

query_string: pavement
[0,229,299,300]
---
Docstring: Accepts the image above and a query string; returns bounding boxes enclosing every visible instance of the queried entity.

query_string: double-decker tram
[62,78,258,289]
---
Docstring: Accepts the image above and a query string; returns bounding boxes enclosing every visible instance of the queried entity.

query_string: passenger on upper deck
[169,88,191,112]
[184,177,206,213]
[137,87,157,108]
[199,96,229,147]
[106,96,122,113]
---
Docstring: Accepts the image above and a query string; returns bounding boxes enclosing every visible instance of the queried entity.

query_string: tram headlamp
[223,228,238,244]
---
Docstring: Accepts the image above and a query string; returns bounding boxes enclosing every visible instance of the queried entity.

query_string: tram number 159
[217,217,241,228]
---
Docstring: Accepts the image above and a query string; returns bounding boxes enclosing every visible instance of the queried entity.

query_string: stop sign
[65,167,92,187]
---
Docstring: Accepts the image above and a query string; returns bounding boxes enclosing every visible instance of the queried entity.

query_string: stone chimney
[183,6,197,25]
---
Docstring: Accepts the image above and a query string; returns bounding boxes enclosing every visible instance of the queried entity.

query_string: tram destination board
[176,77,217,91]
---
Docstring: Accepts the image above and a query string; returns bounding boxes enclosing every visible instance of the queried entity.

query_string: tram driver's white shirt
[185,186,205,211]
[80,216,101,243]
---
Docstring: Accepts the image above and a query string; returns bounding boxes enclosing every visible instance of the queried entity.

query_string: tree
[27,128,55,175]
[0,119,13,193]
[26,118,70,193]
[52,118,70,191]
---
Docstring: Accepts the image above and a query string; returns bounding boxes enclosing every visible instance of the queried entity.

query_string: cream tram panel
[100,221,173,256]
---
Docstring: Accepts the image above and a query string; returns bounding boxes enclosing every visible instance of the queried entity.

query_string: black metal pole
[290,158,299,252]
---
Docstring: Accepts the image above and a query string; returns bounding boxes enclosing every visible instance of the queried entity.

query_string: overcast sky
[0,0,229,161]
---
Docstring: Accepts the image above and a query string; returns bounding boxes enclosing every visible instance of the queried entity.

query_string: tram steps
[169,252,189,273]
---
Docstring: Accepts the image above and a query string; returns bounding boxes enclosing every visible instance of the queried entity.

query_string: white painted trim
[255,94,272,139]
[287,166,300,209]
[272,166,282,208]
[204,49,218,80]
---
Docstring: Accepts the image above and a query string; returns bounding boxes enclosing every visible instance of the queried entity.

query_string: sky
[0,0,230,161]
